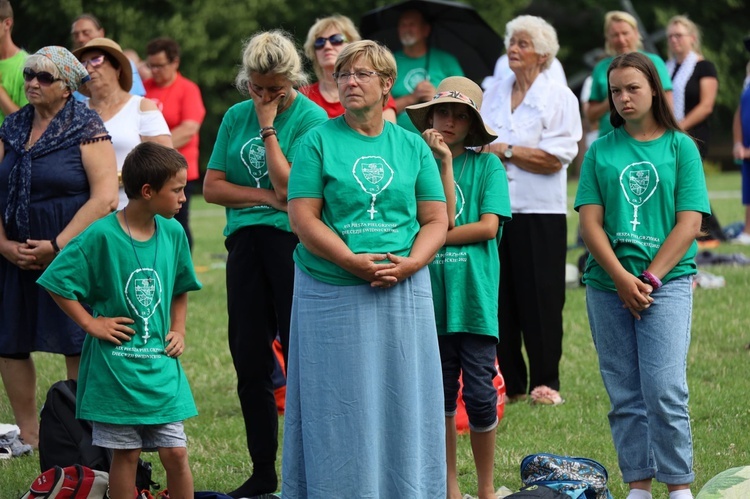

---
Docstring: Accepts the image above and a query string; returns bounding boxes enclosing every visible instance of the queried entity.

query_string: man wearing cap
[392,9,464,134]
[70,13,145,98]
[0,0,27,124]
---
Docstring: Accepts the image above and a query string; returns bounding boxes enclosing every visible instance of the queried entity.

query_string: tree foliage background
[11,0,749,171]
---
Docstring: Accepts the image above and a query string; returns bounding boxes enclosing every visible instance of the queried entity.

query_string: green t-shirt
[206,93,327,236]
[288,117,446,285]
[574,128,710,292]
[37,213,202,424]
[589,52,673,138]
[393,48,464,133]
[428,151,511,338]
[0,50,29,124]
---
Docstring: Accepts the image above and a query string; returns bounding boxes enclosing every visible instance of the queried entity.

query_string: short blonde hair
[235,30,308,95]
[334,40,396,107]
[667,15,702,56]
[304,15,361,81]
[604,11,643,56]
[504,15,559,71]
[24,54,68,92]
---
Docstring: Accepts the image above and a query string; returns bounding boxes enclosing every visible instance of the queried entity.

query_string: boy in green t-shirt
[38,142,202,499]
[407,77,511,499]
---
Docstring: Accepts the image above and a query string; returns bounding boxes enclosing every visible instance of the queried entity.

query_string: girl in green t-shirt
[407,76,511,499]
[575,52,709,499]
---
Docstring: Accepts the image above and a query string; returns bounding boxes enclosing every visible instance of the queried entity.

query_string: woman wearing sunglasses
[0,46,118,448]
[74,37,172,209]
[302,15,397,122]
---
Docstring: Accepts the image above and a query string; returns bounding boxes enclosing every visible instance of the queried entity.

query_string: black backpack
[39,379,158,492]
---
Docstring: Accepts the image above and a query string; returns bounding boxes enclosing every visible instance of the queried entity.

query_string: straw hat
[405,76,497,147]
[73,37,133,96]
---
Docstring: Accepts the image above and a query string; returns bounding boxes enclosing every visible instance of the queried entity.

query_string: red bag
[454,361,505,434]
[22,464,108,498]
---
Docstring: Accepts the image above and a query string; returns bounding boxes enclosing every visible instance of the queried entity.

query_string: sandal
[530,385,564,406]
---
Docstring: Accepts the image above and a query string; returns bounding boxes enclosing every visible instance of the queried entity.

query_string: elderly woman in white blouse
[481,15,581,406]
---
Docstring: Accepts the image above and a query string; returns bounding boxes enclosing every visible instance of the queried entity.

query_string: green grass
[2,173,750,498]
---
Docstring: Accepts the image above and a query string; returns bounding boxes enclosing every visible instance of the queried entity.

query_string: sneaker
[732,232,750,245]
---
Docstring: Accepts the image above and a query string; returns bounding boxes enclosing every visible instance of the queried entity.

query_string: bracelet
[261,130,277,142]
[259,126,276,136]
[50,238,61,254]
[639,270,662,290]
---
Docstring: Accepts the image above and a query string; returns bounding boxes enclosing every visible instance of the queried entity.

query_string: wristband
[639,271,662,290]
[259,126,276,136]
[261,130,277,142]
[50,238,61,254]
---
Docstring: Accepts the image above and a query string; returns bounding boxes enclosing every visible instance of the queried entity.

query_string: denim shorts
[439,333,498,432]
[92,421,187,451]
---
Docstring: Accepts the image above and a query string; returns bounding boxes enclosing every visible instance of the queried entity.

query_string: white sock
[669,490,693,499]
[627,490,652,499]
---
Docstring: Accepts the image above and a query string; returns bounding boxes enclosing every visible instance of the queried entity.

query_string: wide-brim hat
[405,76,497,147]
[73,37,133,97]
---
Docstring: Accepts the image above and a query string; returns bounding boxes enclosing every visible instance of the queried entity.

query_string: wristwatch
[503,145,514,159]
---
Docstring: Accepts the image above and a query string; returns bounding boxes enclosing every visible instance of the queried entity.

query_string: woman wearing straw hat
[74,38,172,210]
[407,76,511,499]
[0,46,117,448]
[284,40,448,497]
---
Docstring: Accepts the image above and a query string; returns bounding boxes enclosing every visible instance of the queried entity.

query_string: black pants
[225,225,297,472]
[497,214,567,396]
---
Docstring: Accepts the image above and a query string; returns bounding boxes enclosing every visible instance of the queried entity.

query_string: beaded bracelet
[639,270,662,290]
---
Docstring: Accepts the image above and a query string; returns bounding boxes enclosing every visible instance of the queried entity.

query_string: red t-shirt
[300,82,397,118]
[144,73,206,181]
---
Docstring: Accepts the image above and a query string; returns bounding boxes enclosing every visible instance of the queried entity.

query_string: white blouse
[88,96,171,209]
[481,72,581,214]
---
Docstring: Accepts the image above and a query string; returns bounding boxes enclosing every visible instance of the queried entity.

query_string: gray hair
[235,30,308,95]
[504,15,559,71]
[24,54,68,92]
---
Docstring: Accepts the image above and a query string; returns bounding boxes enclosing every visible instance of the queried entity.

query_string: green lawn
[2,172,749,498]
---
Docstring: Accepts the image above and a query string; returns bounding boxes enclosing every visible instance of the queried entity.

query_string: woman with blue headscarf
[0,46,118,449]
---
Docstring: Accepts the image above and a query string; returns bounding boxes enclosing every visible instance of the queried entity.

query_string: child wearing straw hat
[407,76,511,499]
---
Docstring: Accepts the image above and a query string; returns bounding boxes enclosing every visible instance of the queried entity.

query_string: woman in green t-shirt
[575,52,710,499]
[203,30,327,498]
[284,40,448,497]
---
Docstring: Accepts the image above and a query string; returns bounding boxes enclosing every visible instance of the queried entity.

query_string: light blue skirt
[282,266,446,498]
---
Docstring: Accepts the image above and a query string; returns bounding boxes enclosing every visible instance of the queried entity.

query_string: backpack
[39,379,158,492]
[506,484,568,498]
[21,464,108,499]
[520,453,614,499]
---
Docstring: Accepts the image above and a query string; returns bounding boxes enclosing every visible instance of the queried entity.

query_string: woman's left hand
[17,239,56,270]
[371,252,421,288]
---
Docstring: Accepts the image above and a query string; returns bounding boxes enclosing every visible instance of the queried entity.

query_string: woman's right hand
[613,272,654,319]
[0,239,42,270]
[421,129,451,161]
[344,252,396,284]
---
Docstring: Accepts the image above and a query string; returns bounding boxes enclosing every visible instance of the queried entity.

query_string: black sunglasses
[314,33,346,50]
[23,68,62,86]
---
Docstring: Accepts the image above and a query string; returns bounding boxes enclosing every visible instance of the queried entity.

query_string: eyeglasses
[314,33,346,50]
[23,68,62,86]
[81,55,106,69]
[333,70,383,84]
[667,33,687,40]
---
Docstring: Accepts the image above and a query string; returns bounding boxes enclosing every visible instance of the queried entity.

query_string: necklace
[123,207,159,342]
[455,152,469,184]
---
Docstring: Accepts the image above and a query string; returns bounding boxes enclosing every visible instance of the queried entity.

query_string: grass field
[2,172,749,498]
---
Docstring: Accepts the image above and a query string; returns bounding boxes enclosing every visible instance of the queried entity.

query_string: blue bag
[520,453,614,499]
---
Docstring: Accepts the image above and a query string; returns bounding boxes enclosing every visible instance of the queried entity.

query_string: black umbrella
[359,0,503,84]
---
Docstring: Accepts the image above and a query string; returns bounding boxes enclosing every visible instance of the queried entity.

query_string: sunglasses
[314,33,346,50]
[23,68,62,86]
[81,55,107,69]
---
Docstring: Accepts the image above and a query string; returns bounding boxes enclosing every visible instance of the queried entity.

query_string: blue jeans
[586,276,694,485]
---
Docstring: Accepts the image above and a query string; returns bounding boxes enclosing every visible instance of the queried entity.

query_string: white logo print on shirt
[240,138,267,188]
[352,156,394,219]
[125,269,163,344]
[619,161,659,231]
